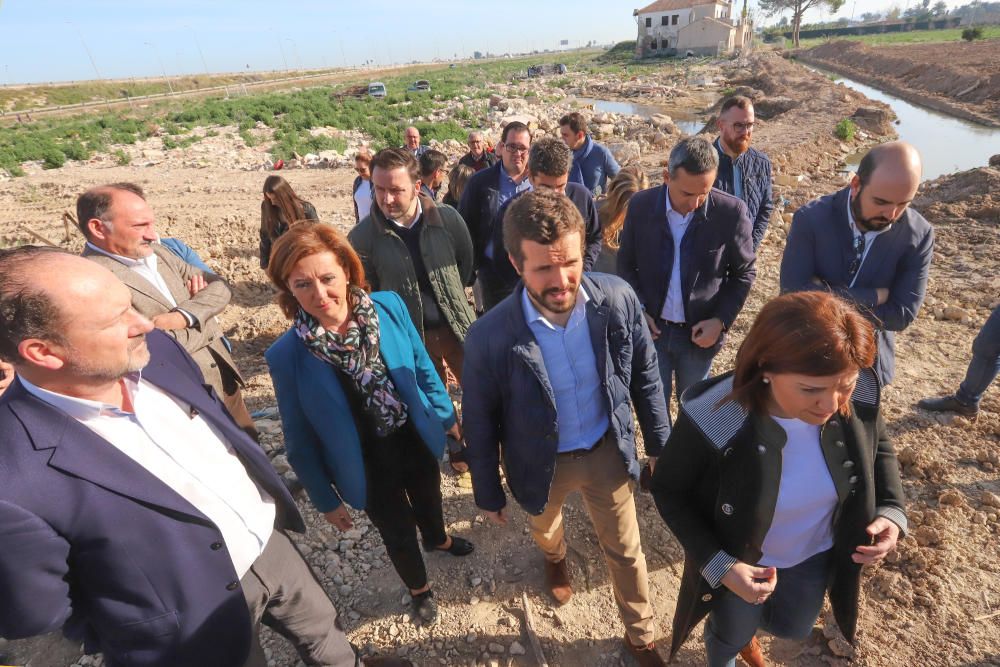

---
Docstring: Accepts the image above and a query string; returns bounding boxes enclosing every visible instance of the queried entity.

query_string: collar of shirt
[86,241,159,271]
[388,198,423,230]
[664,188,695,226]
[521,283,590,332]
[573,135,595,162]
[19,373,139,420]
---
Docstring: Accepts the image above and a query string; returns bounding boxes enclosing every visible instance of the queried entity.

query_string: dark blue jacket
[458,161,508,275]
[462,273,671,515]
[713,138,773,250]
[617,185,757,337]
[0,331,302,667]
[569,135,621,195]
[486,182,604,299]
[266,291,456,514]
[779,187,934,385]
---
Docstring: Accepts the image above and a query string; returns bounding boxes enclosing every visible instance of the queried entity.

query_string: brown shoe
[622,637,667,667]
[738,636,766,667]
[544,558,573,605]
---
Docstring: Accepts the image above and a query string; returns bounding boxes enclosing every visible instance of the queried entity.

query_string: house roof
[634,0,726,14]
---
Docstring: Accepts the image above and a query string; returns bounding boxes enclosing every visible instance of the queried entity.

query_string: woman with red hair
[650,291,906,666]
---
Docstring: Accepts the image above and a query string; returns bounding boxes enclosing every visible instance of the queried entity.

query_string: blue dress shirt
[485,170,531,260]
[520,285,610,452]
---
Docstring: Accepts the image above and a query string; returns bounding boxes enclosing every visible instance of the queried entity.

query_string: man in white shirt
[0,247,408,667]
[77,182,257,437]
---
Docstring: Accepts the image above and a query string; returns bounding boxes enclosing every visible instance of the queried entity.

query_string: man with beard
[462,190,672,666]
[712,96,773,250]
[0,248,408,667]
[780,141,933,386]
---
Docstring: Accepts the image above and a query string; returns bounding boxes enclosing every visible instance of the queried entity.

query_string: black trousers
[362,426,447,590]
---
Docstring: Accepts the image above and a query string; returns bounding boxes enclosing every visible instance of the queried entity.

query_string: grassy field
[2,48,676,175]
[793,25,1000,49]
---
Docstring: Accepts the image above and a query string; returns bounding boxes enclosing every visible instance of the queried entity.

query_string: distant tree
[886,4,902,19]
[859,11,883,21]
[758,0,847,46]
[932,0,948,14]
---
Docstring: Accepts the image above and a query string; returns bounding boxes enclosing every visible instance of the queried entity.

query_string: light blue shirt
[521,285,610,453]
[732,162,744,200]
[485,169,532,260]
[659,190,694,324]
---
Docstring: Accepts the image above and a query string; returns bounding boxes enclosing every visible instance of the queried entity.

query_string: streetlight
[184,25,210,77]
[66,20,111,111]
[284,38,302,71]
[270,28,290,72]
[145,41,174,94]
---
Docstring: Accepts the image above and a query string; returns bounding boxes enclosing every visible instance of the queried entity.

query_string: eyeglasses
[730,122,755,133]
[505,144,529,154]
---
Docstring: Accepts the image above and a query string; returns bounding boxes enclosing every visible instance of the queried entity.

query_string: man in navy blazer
[617,136,756,410]
[780,141,933,385]
[0,248,403,667]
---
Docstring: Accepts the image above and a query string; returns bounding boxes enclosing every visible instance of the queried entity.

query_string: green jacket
[348,195,475,342]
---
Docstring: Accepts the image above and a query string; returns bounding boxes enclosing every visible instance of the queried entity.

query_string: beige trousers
[528,437,655,645]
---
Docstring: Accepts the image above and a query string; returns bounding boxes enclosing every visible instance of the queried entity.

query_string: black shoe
[423,535,475,556]
[411,590,439,625]
[918,394,979,417]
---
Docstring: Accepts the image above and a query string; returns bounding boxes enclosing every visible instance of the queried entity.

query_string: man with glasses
[459,131,497,172]
[402,126,428,159]
[780,141,933,386]
[459,121,533,311]
[712,96,773,250]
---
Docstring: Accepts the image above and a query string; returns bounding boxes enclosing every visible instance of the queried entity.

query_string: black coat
[650,368,907,660]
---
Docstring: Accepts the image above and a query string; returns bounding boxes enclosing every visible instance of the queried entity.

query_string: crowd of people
[0,94,997,667]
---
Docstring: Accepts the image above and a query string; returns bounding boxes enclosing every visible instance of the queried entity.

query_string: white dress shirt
[20,374,276,578]
[659,191,694,324]
[354,179,373,222]
[844,196,889,288]
[86,242,176,306]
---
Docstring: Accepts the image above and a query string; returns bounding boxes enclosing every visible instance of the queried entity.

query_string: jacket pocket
[105,610,180,649]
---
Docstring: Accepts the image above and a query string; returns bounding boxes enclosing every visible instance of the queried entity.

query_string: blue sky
[0,0,970,84]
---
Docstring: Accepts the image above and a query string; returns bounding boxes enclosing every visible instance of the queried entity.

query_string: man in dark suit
[482,136,604,310]
[463,191,671,666]
[780,141,933,385]
[458,121,533,310]
[617,136,757,410]
[0,247,406,667]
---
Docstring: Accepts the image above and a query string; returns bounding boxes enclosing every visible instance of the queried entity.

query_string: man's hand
[691,318,724,349]
[875,288,890,306]
[810,276,827,287]
[187,275,208,297]
[0,359,14,396]
[484,508,509,526]
[447,423,463,441]
[324,506,354,531]
[642,312,661,340]
[721,561,778,605]
[151,311,189,331]
[852,517,900,565]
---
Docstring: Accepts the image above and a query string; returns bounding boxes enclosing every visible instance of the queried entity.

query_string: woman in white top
[650,291,907,666]
[352,149,374,224]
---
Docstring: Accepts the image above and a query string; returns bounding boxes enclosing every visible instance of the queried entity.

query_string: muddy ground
[798,39,1000,128]
[1,51,999,667]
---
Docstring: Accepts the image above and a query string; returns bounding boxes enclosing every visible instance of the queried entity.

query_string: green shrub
[113,148,131,165]
[834,118,856,141]
[42,146,66,169]
[62,140,90,161]
[962,27,983,41]
[162,135,179,150]
[239,129,259,147]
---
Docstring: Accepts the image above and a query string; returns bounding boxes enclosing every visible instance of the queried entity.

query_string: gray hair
[467,130,484,142]
[528,137,572,177]
[668,136,718,177]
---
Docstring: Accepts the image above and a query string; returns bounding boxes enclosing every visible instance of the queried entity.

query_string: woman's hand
[324,506,354,531]
[852,517,900,565]
[721,561,778,605]
[447,423,463,441]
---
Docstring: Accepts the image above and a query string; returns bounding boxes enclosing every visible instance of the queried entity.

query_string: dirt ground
[799,39,1000,127]
[1,52,999,667]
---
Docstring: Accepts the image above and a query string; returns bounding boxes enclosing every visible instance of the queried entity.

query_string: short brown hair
[76,182,145,239]
[502,190,584,267]
[371,147,419,183]
[559,112,587,136]
[720,95,753,114]
[419,149,448,179]
[728,292,877,416]
[354,148,372,164]
[266,222,368,320]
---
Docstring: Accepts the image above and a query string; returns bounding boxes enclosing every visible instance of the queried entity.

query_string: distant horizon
[0,0,973,85]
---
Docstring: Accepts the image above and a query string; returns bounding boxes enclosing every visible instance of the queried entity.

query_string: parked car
[407,79,431,92]
[368,82,387,98]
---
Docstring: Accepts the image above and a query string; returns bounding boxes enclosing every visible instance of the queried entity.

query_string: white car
[368,82,387,98]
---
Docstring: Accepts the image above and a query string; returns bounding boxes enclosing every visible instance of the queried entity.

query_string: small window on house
[645,17,652,27]
[672,14,679,25]
[661,39,669,49]
[662,16,669,25]
[649,38,657,49]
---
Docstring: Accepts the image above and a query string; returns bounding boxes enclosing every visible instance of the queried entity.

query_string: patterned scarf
[293,286,408,437]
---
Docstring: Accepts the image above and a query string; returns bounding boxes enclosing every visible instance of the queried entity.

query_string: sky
[0,0,973,84]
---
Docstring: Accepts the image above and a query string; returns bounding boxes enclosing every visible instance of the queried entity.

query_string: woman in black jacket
[650,291,906,666]
[260,175,318,268]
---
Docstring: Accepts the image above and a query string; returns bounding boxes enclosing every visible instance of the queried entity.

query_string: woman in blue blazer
[265,222,474,625]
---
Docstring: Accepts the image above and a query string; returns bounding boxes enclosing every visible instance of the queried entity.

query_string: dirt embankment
[798,39,1000,127]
